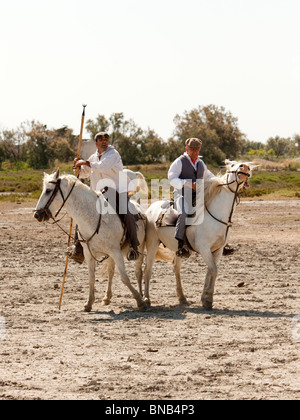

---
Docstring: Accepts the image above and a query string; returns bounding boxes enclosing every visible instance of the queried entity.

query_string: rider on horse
[168,138,214,258]
[71,132,140,263]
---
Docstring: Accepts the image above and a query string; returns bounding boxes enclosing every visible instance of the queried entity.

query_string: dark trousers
[174,190,197,242]
[105,189,140,248]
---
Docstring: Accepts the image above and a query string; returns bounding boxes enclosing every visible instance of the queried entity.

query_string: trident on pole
[59,104,87,310]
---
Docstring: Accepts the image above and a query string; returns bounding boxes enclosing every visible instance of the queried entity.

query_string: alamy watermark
[94,176,205,226]
[0,316,6,340]
[292,316,300,341]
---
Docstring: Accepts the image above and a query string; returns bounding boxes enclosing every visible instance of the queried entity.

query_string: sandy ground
[0,199,299,400]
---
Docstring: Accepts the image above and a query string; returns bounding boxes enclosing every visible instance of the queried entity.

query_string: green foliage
[1,105,300,170]
[243,170,300,198]
[171,105,245,165]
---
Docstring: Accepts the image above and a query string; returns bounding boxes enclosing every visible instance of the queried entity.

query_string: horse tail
[135,171,148,196]
[155,245,174,262]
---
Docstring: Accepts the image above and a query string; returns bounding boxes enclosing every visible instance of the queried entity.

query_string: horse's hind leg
[112,250,147,312]
[173,256,188,305]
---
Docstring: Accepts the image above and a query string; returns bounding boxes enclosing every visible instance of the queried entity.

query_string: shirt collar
[97,145,114,159]
[184,152,202,166]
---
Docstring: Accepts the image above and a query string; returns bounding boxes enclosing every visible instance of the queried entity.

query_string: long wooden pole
[59,104,87,310]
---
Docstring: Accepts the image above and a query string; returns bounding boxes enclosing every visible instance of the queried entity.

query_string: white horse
[144,160,253,310]
[34,169,148,312]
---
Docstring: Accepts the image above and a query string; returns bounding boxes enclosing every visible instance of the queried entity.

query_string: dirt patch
[0,200,299,400]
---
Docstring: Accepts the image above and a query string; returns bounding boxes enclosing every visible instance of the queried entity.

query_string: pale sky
[1,0,299,143]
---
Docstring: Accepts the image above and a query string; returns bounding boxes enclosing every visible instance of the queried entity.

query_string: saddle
[155,199,196,228]
[156,200,178,227]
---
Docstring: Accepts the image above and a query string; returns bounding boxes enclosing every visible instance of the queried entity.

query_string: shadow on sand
[86,304,297,323]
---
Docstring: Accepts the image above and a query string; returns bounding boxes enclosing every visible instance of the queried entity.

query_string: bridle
[35,176,105,262]
[205,165,251,241]
[35,178,77,222]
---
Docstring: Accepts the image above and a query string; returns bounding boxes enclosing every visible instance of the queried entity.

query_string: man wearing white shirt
[168,138,214,258]
[73,132,140,261]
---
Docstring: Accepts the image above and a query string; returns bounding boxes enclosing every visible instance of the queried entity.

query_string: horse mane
[204,174,226,208]
[44,172,98,197]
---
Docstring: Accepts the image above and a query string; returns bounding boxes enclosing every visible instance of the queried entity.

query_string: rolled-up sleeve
[168,158,186,190]
[203,163,215,180]
[90,150,120,173]
[79,163,91,179]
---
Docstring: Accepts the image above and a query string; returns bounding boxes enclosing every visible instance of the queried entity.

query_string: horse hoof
[138,301,148,312]
[102,299,111,306]
[202,302,213,311]
[179,297,189,306]
[144,298,151,309]
[84,304,92,312]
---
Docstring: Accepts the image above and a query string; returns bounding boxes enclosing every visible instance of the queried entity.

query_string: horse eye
[45,189,52,194]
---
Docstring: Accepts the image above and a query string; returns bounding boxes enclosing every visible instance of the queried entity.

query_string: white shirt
[79,145,128,193]
[168,152,214,190]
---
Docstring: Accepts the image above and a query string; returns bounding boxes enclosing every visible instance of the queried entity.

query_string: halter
[205,165,251,241]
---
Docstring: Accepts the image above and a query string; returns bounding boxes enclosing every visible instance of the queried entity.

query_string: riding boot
[176,239,191,259]
[127,245,140,262]
[65,230,85,264]
[123,209,140,262]
[223,244,235,256]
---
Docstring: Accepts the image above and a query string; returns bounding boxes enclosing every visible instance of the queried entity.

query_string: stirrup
[176,246,191,259]
[65,243,85,265]
[127,247,139,261]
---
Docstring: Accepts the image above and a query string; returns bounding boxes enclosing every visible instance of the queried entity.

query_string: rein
[205,168,250,241]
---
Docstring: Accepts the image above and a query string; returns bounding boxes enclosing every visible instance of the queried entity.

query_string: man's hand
[184,181,198,191]
[74,159,90,169]
[192,182,198,191]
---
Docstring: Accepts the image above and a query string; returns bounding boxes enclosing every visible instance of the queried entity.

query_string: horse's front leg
[200,248,222,310]
[102,259,115,306]
[144,238,160,307]
[84,252,96,312]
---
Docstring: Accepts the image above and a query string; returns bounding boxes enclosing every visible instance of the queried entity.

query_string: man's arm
[168,158,187,190]
[74,158,91,179]
[89,150,121,173]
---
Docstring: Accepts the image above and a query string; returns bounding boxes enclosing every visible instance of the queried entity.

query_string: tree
[140,129,165,164]
[164,138,185,162]
[171,105,245,164]
[85,115,110,140]
[23,122,50,169]
[266,136,292,158]
[85,113,165,165]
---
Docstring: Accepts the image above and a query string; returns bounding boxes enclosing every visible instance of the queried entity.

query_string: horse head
[224,160,253,192]
[34,169,62,222]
